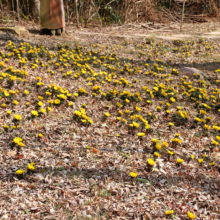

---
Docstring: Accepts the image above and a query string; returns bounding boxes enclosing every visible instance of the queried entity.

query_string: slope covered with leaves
[0,37,220,219]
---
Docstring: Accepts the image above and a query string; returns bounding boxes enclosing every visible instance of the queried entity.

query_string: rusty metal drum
[40,0,65,32]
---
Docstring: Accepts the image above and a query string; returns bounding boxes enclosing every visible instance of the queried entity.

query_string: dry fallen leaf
[91,147,100,154]
[7,151,17,156]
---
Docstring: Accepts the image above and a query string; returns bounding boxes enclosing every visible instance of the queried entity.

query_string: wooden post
[180,0,186,32]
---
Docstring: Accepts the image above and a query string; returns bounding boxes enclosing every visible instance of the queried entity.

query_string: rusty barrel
[40,0,65,31]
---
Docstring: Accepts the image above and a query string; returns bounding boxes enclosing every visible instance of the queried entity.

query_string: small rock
[178,67,206,78]
[0,26,29,36]
[50,208,55,214]
[82,211,87,217]
[88,178,96,185]
[160,179,166,184]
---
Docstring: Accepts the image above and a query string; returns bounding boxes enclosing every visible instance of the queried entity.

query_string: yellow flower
[104,112,110,117]
[177,158,184,163]
[38,133,43,138]
[137,132,145,137]
[165,210,174,215]
[16,169,25,175]
[48,100,53,104]
[18,142,25,147]
[187,212,196,219]
[148,158,155,166]
[152,138,159,143]
[154,152,161,157]
[54,99,60,105]
[212,140,219,145]
[191,155,194,160]
[46,107,52,112]
[169,122,174,126]
[199,158,203,163]
[204,124,211,130]
[130,172,138,178]
[136,106,141,112]
[162,141,168,147]
[24,90,29,95]
[133,122,139,128]
[32,110,38,116]
[171,138,182,144]
[155,143,161,150]
[13,137,22,144]
[39,108,45,113]
[13,100,19,105]
[7,110,11,114]
[145,124,151,130]
[117,102,122,108]
[209,161,215,166]
[14,114,22,120]
[167,150,174,155]
[38,101,43,106]
[170,97,176,103]
[28,163,35,170]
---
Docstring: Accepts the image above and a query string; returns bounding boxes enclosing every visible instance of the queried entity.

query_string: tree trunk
[28,0,40,18]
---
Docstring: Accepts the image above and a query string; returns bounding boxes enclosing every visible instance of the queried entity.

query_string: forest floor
[0,21,220,220]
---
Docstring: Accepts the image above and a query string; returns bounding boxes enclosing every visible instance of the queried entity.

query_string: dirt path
[0,21,220,47]
[71,29,220,41]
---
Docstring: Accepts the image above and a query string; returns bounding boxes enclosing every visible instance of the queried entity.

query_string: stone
[0,26,29,36]
[178,67,207,78]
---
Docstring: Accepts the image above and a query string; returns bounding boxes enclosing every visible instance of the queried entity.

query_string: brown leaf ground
[0,22,220,220]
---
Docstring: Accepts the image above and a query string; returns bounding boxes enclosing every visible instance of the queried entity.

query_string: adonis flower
[165,210,174,215]
[32,110,38,116]
[13,137,23,144]
[16,169,25,175]
[38,101,43,107]
[177,158,184,163]
[130,172,138,178]
[147,158,155,166]
[187,212,196,219]
[54,99,60,105]
[137,132,145,137]
[28,163,35,170]
[14,114,22,120]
